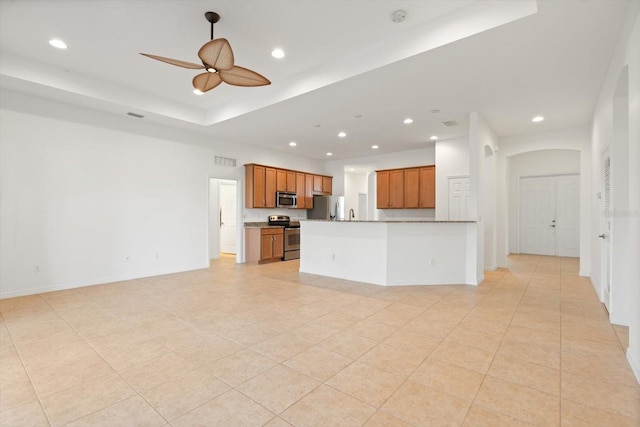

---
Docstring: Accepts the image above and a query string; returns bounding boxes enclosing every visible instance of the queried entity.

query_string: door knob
[598,234,605,239]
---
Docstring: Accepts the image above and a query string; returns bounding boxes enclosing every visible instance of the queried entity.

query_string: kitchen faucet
[349,208,355,221]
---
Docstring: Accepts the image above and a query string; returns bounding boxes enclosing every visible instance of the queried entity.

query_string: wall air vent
[441,120,458,127]
[215,156,237,167]
[126,112,144,118]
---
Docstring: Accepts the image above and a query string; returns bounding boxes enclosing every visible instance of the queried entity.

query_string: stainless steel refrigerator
[307,195,345,220]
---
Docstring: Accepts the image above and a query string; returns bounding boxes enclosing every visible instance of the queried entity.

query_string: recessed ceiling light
[532,116,544,123]
[403,118,413,124]
[430,135,438,140]
[371,145,379,149]
[193,89,204,95]
[338,131,347,138]
[326,152,333,156]
[271,48,285,59]
[289,141,297,147]
[49,38,67,49]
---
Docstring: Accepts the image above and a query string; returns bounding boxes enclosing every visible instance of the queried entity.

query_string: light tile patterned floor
[1,254,638,426]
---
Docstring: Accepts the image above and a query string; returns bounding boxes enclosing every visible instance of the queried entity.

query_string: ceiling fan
[140,12,270,93]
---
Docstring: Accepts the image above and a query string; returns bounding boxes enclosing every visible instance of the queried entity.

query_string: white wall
[506,149,581,254]
[590,4,639,381]
[344,172,367,220]
[0,110,212,297]
[435,136,470,221]
[473,113,499,276]
[496,125,591,273]
[0,93,324,298]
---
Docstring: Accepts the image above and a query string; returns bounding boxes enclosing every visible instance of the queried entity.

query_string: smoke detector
[391,10,407,23]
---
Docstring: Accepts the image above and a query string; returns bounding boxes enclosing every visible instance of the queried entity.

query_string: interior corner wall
[590,4,639,382]
[434,136,470,221]
[0,98,323,298]
[474,114,499,275]
[0,109,214,298]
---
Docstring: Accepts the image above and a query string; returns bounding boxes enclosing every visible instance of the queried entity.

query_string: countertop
[244,221,301,229]
[299,219,476,223]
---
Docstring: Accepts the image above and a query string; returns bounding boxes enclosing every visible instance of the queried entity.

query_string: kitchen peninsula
[299,219,480,286]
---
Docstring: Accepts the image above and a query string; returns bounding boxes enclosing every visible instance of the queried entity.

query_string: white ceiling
[0,0,631,160]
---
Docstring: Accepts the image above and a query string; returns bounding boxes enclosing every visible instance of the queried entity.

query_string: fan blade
[198,38,234,71]
[219,66,271,87]
[140,53,204,69]
[193,72,223,92]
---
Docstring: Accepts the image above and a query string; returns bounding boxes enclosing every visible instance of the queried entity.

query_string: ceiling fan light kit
[140,11,270,93]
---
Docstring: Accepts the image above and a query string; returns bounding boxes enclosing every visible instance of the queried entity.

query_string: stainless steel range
[268,215,300,260]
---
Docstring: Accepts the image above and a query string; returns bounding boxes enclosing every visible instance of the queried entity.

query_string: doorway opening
[208,178,240,263]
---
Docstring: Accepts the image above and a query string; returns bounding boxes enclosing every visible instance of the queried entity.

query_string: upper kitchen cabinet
[295,172,306,209]
[322,176,332,194]
[245,164,276,208]
[277,169,296,193]
[419,166,436,208]
[304,174,314,208]
[376,165,435,209]
[404,168,420,208]
[313,175,333,195]
[245,164,331,209]
[389,169,404,208]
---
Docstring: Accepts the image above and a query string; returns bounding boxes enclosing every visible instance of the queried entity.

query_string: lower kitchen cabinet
[245,227,284,263]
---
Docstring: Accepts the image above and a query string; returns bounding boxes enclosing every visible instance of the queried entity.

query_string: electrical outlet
[34,265,40,273]
[331,253,336,260]
[125,256,130,263]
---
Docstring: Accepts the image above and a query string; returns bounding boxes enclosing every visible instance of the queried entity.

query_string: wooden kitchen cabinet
[404,168,420,208]
[245,164,331,209]
[245,227,283,263]
[389,169,404,208]
[376,164,435,209]
[376,170,390,209]
[295,172,306,209]
[276,169,296,192]
[322,176,332,194]
[305,174,314,208]
[276,169,286,192]
[287,171,296,192]
[419,166,436,208]
[245,164,276,208]
[313,174,333,194]
[313,175,323,193]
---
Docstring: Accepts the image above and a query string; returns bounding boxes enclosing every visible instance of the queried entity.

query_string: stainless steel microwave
[276,192,297,208]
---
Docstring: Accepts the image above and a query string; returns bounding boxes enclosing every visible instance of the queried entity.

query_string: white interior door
[556,175,580,257]
[601,151,612,311]
[448,176,471,220]
[519,175,580,257]
[519,177,556,256]
[219,181,237,254]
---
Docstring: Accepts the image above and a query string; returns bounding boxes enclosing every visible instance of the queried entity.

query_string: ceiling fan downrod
[205,11,220,40]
